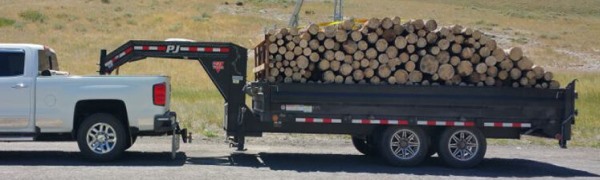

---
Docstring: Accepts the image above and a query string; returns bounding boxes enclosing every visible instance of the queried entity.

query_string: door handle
[11,83,28,89]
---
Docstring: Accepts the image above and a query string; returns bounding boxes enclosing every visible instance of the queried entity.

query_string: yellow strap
[316,18,369,28]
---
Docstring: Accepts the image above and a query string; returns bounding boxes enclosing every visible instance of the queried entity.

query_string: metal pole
[289,0,304,27]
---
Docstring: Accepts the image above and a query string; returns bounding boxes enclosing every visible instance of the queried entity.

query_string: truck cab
[0,44,184,161]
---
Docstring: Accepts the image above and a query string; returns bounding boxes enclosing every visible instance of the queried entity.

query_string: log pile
[260,17,560,89]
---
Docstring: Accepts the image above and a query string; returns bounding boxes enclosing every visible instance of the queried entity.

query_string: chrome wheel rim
[390,129,420,160]
[86,123,117,154]
[448,130,478,161]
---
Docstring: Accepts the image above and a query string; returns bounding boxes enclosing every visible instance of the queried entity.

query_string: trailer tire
[351,136,377,156]
[438,127,486,168]
[378,127,429,166]
[77,113,127,161]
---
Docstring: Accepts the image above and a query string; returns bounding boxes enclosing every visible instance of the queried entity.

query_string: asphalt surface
[0,134,598,180]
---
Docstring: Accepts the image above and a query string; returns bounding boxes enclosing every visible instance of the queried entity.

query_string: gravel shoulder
[0,134,598,180]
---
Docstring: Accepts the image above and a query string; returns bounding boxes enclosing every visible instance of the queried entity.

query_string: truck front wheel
[77,113,127,161]
[378,127,429,166]
[438,127,486,168]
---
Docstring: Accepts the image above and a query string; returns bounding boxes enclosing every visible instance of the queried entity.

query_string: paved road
[0,135,598,180]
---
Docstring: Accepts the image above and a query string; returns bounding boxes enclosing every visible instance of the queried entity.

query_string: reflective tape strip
[417,121,475,127]
[351,119,409,125]
[296,118,341,124]
[484,122,531,128]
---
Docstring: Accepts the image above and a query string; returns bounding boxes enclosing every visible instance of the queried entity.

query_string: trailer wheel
[438,127,486,168]
[378,127,429,166]
[77,113,127,161]
[351,136,377,156]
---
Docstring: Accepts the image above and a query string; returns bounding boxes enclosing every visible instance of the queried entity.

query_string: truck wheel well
[73,100,129,138]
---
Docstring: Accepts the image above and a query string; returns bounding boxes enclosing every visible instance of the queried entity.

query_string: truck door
[0,49,35,135]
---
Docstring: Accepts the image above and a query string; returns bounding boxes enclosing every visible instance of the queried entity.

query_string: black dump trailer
[100,40,577,168]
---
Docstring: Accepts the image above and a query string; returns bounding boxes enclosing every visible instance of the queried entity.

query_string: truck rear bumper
[154,111,178,133]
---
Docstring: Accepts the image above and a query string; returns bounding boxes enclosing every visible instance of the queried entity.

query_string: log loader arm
[98,40,257,150]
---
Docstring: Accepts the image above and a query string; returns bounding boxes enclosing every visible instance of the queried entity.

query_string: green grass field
[0,0,598,147]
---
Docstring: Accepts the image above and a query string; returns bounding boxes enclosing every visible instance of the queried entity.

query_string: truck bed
[249,81,576,140]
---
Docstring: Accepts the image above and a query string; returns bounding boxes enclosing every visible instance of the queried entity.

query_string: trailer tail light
[153,83,166,106]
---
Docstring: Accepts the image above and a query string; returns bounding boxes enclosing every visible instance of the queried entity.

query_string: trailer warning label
[212,61,224,73]
[281,104,313,113]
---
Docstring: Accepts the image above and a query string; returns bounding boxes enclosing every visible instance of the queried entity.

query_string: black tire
[77,113,127,161]
[438,127,486,168]
[378,127,429,166]
[351,136,377,156]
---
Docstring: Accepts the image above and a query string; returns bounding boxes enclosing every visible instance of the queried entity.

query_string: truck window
[38,49,59,72]
[0,51,25,77]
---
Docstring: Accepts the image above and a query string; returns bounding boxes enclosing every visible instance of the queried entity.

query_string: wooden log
[378,54,389,64]
[409,54,419,62]
[350,31,362,42]
[417,29,427,37]
[437,39,450,50]
[549,80,560,89]
[405,61,416,72]
[475,63,488,74]
[324,39,335,50]
[457,61,474,76]
[408,71,423,83]
[454,35,465,44]
[386,46,398,58]
[284,67,293,77]
[429,46,441,55]
[293,46,302,56]
[360,59,369,68]
[525,70,536,80]
[479,46,491,58]
[485,76,495,86]
[544,72,554,81]
[324,50,335,61]
[499,59,514,70]
[461,47,474,59]
[365,48,378,59]
[399,52,410,63]
[382,29,396,42]
[324,26,336,38]
[419,55,439,75]
[426,32,438,44]
[318,59,330,70]
[389,57,402,68]
[516,56,533,70]
[487,66,498,77]
[378,65,392,78]
[425,19,438,31]
[375,39,389,52]
[498,70,509,80]
[367,32,379,44]
[407,45,416,54]
[366,18,381,29]
[416,38,427,48]
[323,70,335,83]
[268,44,279,54]
[393,24,405,36]
[296,55,309,69]
[369,59,380,69]
[354,50,365,61]
[418,49,427,57]
[278,46,287,54]
[450,56,461,66]
[334,51,345,61]
[330,61,341,71]
[470,54,481,64]
[341,19,355,31]
[519,77,529,86]
[351,60,360,69]
[387,76,397,85]
[302,47,311,56]
[370,76,381,84]
[411,19,425,30]
[405,22,415,33]
[299,39,309,48]
[507,47,523,61]
[406,33,418,44]
[438,64,455,81]
[485,39,497,50]
[492,47,506,60]
[381,17,394,29]
[394,70,408,84]
[472,30,483,40]
[335,29,348,42]
[353,69,364,81]
[355,40,368,51]
[484,56,497,66]
[307,24,319,35]
[344,76,354,84]
[510,68,522,80]
[309,52,320,62]
[364,68,375,78]
[284,51,295,60]
[340,63,353,76]
[436,51,450,64]
[532,66,545,79]
[451,43,462,54]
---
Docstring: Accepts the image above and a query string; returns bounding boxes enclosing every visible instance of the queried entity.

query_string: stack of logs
[263,17,560,89]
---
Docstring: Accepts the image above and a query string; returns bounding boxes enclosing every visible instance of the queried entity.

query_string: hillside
[1,0,598,147]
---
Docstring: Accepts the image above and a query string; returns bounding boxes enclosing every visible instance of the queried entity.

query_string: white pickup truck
[0,43,184,161]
